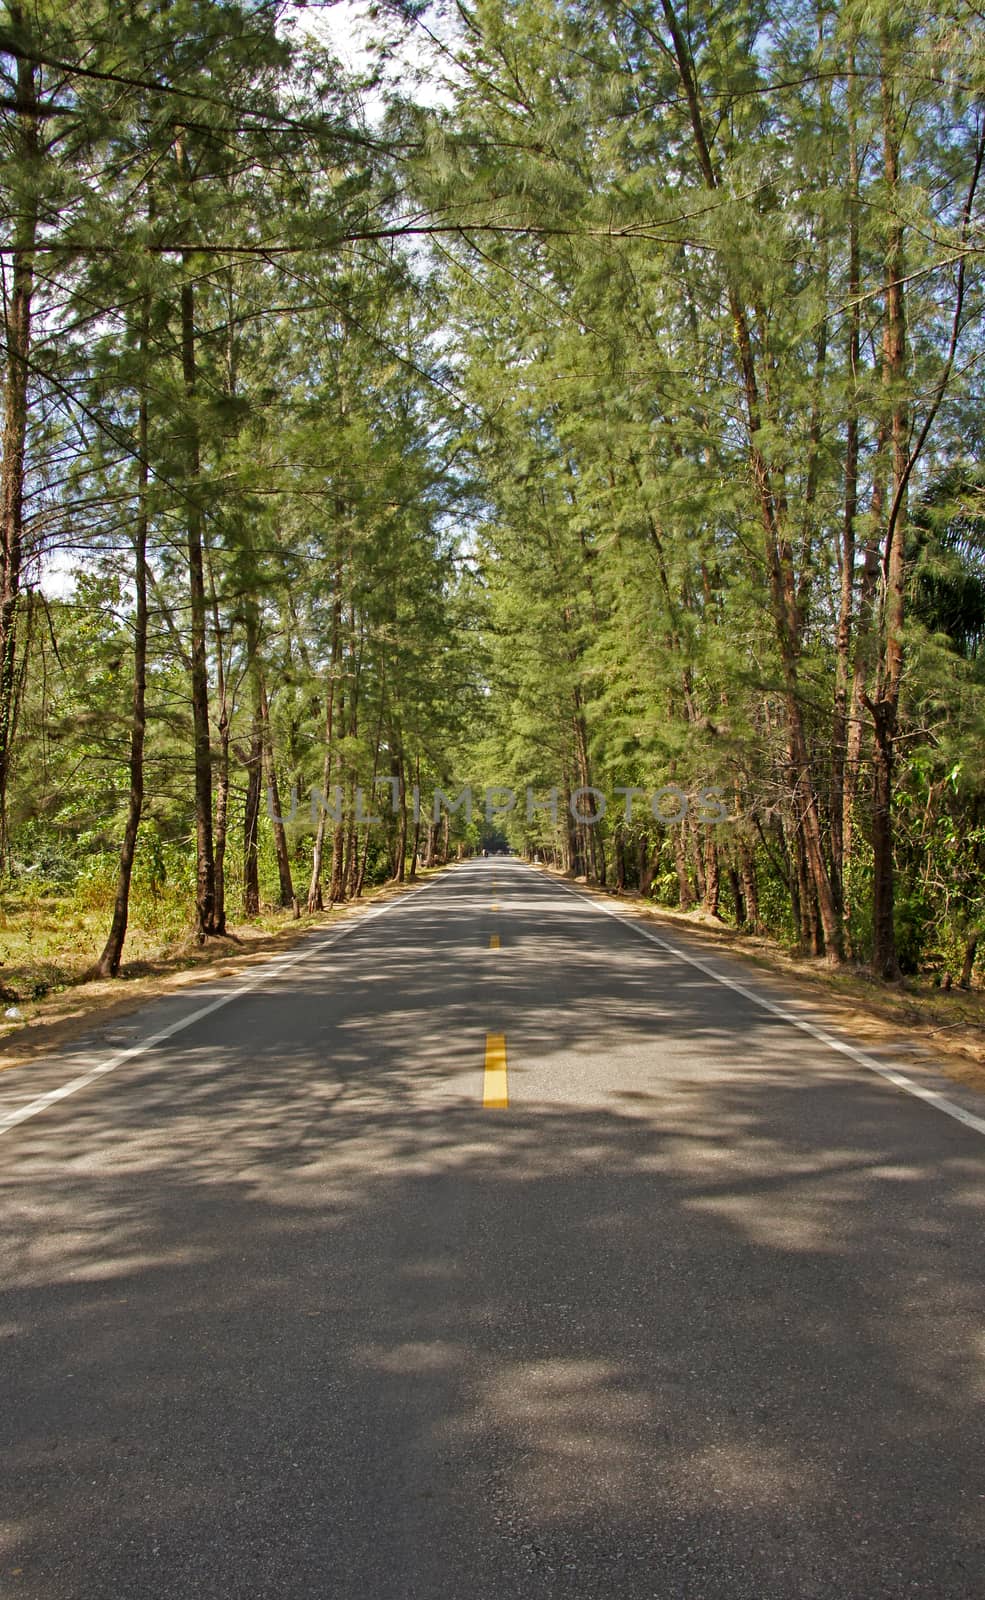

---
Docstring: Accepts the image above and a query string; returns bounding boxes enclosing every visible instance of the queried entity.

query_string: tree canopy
[2,0,984,986]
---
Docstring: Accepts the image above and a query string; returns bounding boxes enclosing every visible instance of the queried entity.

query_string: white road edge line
[550,870,985,1142]
[0,875,444,1140]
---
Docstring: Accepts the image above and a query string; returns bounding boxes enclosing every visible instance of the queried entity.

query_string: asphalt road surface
[2,859,984,1599]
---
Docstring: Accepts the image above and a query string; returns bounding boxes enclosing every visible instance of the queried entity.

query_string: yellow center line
[490,901,499,911]
[489,933,501,949]
[484,1033,508,1108]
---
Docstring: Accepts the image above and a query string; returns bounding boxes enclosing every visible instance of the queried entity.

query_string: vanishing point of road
[1,859,984,1598]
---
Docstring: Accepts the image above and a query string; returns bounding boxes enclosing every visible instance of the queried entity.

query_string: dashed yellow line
[484,1033,508,1108]
[490,901,500,911]
[489,933,501,949]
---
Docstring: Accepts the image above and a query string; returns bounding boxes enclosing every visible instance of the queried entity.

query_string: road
[1,858,984,1599]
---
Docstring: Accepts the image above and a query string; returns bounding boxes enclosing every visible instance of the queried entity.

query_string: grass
[0,883,287,1000]
[0,880,294,1014]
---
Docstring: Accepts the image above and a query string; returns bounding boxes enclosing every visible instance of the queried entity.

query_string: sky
[287,0,459,114]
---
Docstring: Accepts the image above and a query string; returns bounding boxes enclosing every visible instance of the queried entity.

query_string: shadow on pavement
[2,1025,984,1598]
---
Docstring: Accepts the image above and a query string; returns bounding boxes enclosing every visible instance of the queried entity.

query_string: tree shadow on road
[2,1005,985,1600]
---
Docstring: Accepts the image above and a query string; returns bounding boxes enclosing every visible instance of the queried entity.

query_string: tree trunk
[831,40,860,921]
[593,825,606,887]
[867,44,908,981]
[307,590,342,913]
[960,933,979,991]
[181,266,217,938]
[308,806,327,913]
[727,864,745,927]
[673,824,694,910]
[843,468,885,878]
[334,612,362,902]
[0,34,38,866]
[639,840,661,899]
[343,805,358,899]
[869,710,898,978]
[702,835,720,918]
[329,817,347,902]
[789,801,819,955]
[614,827,626,893]
[355,684,386,896]
[328,687,347,903]
[409,756,421,880]
[567,805,582,877]
[242,710,262,919]
[260,675,297,913]
[394,755,407,882]
[209,573,229,938]
[691,816,706,901]
[739,842,760,932]
[97,298,149,977]
[786,824,802,947]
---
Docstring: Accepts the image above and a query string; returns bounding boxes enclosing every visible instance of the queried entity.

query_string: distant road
[2,859,983,1598]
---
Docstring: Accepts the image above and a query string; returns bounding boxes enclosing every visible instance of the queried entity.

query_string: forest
[0,0,983,1005]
